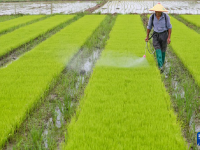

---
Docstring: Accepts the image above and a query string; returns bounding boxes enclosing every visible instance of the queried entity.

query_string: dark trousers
[152,31,168,68]
[153,31,168,52]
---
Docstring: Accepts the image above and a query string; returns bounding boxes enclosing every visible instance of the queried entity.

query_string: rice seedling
[0,15,75,58]
[0,14,83,68]
[0,15,22,23]
[171,15,200,35]
[170,16,200,88]
[0,15,45,34]
[0,15,106,147]
[179,15,200,27]
[63,15,187,150]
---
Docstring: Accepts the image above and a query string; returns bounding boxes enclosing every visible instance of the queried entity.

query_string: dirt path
[85,0,107,13]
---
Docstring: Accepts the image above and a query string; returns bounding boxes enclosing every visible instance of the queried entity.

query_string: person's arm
[145,29,151,42]
[167,28,172,44]
[166,14,172,44]
[145,15,153,42]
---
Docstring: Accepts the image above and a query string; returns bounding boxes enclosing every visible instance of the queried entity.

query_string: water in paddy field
[1,1,200,15]
[0,1,97,15]
[94,0,200,14]
[97,51,149,68]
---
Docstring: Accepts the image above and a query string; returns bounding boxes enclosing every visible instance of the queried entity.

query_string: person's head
[155,11,162,16]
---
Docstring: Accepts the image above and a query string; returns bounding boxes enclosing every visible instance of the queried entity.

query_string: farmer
[145,3,172,72]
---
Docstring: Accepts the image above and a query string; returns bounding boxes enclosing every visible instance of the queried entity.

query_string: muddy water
[163,47,186,98]
[0,1,97,15]
[94,1,200,14]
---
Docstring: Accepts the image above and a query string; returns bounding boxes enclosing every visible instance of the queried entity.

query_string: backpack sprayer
[143,32,156,58]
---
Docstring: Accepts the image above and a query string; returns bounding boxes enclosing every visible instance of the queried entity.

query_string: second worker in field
[145,3,172,72]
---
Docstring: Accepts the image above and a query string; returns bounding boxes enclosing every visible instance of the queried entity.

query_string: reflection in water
[0,1,97,15]
[94,1,200,14]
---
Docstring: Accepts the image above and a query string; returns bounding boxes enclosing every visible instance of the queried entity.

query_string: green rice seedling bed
[0,15,45,34]
[0,15,22,23]
[0,15,74,58]
[64,15,187,150]
[179,15,200,27]
[170,16,200,87]
[0,15,106,147]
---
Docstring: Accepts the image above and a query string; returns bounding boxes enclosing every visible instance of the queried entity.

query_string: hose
[145,32,155,55]
[146,41,155,55]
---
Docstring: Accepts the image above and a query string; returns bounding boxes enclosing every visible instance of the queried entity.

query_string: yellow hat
[149,3,168,12]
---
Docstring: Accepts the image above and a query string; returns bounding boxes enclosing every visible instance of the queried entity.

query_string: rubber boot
[156,49,163,68]
[162,52,166,64]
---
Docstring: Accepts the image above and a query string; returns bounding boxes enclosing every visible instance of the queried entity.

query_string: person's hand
[167,38,171,44]
[145,37,149,42]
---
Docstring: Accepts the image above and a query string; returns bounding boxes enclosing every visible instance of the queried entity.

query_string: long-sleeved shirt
[147,13,172,33]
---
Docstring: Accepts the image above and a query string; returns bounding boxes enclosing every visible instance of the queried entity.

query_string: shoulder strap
[151,13,154,27]
[164,13,168,28]
[152,13,168,28]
